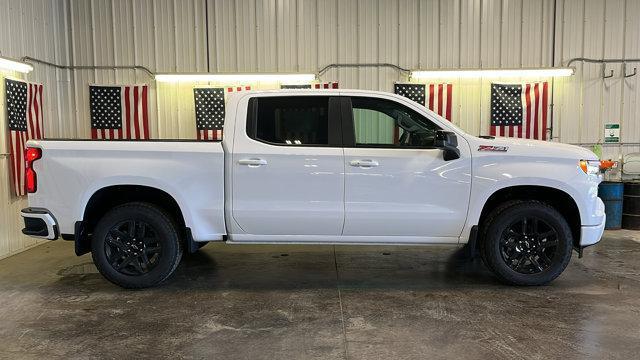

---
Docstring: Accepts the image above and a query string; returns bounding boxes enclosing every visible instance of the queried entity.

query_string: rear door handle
[238,158,268,166]
[350,159,379,167]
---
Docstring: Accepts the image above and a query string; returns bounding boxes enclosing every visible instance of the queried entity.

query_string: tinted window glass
[351,97,441,148]
[254,96,329,145]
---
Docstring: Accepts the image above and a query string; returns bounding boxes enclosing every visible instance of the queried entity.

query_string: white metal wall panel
[622,0,640,146]
[459,0,482,68]
[581,0,605,145]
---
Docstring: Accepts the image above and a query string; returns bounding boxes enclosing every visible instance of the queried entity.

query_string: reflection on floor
[0,230,639,359]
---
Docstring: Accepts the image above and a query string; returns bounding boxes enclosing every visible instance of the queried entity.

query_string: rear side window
[250,96,330,145]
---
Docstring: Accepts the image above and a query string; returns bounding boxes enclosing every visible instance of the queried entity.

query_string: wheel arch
[476,185,581,250]
[75,185,188,255]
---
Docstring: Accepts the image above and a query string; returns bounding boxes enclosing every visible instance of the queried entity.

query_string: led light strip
[0,56,33,73]
[155,73,317,83]
[411,68,574,79]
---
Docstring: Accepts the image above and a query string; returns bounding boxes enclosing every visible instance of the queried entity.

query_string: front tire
[480,201,573,286]
[91,202,183,289]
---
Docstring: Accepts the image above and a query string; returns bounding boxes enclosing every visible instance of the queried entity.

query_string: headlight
[579,160,601,174]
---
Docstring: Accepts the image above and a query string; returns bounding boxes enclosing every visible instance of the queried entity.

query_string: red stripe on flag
[533,83,540,140]
[446,84,452,121]
[142,86,149,139]
[133,87,141,139]
[437,84,444,117]
[541,82,548,140]
[33,84,41,139]
[38,84,44,138]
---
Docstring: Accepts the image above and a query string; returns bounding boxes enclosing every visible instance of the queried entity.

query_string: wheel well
[477,186,581,249]
[77,185,187,254]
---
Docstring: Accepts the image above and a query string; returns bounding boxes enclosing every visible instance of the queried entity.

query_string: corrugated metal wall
[1,0,640,257]
[0,0,71,259]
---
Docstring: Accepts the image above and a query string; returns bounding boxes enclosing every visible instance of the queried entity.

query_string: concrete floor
[1,231,639,360]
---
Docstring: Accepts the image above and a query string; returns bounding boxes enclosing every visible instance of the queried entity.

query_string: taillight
[25,147,41,193]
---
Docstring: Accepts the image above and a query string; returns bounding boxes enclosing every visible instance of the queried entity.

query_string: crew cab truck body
[21,90,606,288]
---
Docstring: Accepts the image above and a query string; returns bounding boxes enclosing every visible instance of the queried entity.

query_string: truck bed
[26,139,226,241]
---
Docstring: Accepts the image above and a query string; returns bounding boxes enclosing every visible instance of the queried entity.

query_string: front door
[342,96,471,241]
[231,95,344,237]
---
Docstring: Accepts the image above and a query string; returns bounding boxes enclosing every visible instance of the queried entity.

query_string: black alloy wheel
[499,216,559,274]
[104,219,163,276]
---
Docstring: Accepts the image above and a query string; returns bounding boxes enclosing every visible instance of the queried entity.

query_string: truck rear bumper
[21,208,59,240]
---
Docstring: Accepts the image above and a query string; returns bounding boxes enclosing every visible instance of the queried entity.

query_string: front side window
[351,97,441,148]
[251,96,330,145]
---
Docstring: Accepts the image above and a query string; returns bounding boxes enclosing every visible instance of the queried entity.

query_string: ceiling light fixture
[411,68,574,79]
[0,56,34,73]
[155,73,317,83]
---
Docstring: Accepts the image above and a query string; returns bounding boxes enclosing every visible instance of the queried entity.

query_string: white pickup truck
[21,89,606,288]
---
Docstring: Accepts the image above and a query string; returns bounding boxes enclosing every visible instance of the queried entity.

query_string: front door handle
[238,158,268,166]
[350,159,379,167]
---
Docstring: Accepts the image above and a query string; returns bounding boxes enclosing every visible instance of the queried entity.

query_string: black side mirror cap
[434,130,460,161]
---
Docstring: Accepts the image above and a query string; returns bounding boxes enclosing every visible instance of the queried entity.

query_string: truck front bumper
[580,220,605,247]
[21,208,59,240]
[580,197,606,247]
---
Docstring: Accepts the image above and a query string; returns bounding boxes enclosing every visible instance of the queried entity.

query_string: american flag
[194,87,225,141]
[194,85,251,141]
[427,83,453,121]
[5,79,44,197]
[90,85,149,140]
[394,83,453,121]
[489,82,548,140]
[281,82,339,89]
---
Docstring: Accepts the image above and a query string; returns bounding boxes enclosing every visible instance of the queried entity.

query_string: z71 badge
[478,145,508,152]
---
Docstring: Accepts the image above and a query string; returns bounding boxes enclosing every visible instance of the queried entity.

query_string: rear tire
[91,202,183,289]
[480,201,573,286]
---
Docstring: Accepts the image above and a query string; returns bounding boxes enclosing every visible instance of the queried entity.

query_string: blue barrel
[599,181,623,229]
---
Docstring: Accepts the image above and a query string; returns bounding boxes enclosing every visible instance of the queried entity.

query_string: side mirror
[434,130,460,161]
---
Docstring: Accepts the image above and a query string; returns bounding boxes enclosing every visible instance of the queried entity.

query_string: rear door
[342,95,471,240]
[231,95,345,237]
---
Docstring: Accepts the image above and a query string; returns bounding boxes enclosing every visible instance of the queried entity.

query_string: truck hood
[465,135,598,161]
